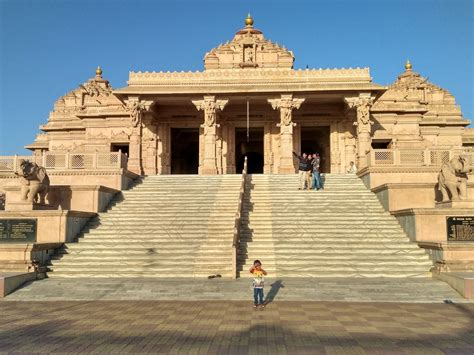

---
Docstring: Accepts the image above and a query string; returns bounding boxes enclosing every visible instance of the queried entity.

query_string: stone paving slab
[3,277,470,303]
[0,301,473,354]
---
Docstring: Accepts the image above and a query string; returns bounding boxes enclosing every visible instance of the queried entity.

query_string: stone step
[50,255,233,264]
[46,272,430,279]
[78,234,412,241]
[65,243,422,251]
[46,271,234,278]
[89,220,399,227]
[48,263,430,272]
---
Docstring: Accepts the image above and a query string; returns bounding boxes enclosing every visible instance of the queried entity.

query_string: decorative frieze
[128,67,372,85]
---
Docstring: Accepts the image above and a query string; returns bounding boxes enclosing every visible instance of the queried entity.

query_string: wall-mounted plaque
[0,219,37,243]
[447,217,474,242]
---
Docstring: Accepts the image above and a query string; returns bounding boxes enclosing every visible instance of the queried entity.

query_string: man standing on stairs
[311,152,322,190]
[293,152,311,190]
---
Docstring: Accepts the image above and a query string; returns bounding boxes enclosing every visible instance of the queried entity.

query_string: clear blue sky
[0,0,472,155]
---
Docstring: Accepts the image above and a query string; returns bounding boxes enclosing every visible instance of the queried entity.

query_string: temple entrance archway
[235,127,264,174]
[300,126,330,173]
[170,128,199,174]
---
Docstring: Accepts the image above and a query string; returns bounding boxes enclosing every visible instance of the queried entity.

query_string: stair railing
[232,156,248,279]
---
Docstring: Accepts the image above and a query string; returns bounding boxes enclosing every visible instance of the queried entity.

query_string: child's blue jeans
[254,288,264,305]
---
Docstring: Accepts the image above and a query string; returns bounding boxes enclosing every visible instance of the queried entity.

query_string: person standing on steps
[293,152,311,190]
[250,260,267,309]
[306,154,313,190]
[312,152,322,190]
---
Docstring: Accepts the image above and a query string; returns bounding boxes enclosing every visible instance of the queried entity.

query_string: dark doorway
[235,127,264,174]
[300,126,330,173]
[171,128,199,174]
[372,140,392,149]
[111,143,129,157]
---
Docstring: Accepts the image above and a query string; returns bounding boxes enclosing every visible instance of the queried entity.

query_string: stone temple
[0,15,473,299]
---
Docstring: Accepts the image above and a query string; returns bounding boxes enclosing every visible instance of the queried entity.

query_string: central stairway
[238,174,433,277]
[48,175,242,278]
[48,173,434,280]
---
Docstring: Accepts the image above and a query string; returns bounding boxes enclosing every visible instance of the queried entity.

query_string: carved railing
[232,156,248,280]
[0,152,128,172]
[368,148,474,167]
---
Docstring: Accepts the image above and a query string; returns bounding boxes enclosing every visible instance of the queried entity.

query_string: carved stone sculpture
[15,160,50,204]
[438,155,472,201]
[127,101,146,127]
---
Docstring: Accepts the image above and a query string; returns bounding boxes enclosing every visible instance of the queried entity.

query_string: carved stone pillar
[268,94,305,173]
[344,94,374,168]
[228,124,236,173]
[157,123,170,174]
[192,96,228,175]
[125,98,153,175]
[263,122,272,174]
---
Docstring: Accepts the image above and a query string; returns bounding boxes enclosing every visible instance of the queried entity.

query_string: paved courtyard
[1,300,473,354]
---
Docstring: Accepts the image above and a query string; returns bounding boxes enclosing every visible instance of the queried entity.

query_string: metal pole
[246,99,250,142]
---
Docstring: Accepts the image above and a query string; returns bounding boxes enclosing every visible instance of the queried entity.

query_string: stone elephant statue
[438,155,472,201]
[15,160,50,204]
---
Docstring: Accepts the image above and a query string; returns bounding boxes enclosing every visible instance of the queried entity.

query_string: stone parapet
[393,208,473,243]
[3,185,118,213]
[372,182,474,212]
[0,169,137,191]
[393,208,474,273]
[0,210,96,273]
[0,210,95,244]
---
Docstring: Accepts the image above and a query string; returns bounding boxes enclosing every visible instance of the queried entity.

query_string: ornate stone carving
[111,130,131,140]
[344,95,374,130]
[80,80,112,99]
[192,96,228,174]
[192,96,228,127]
[203,16,294,70]
[438,155,473,201]
[371,61,463,122]
[126,100,147,127]
[268,94,305,173]
[344,95,375,168]
[268,94,305,127]
[14,160,50,204]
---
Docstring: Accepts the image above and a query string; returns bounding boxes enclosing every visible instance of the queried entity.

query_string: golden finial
[96,66,103,77]
[405,60,412,71]
[245,13,254,26]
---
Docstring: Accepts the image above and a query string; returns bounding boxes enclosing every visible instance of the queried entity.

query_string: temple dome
[204,15,294,70]
[372,61,463,120]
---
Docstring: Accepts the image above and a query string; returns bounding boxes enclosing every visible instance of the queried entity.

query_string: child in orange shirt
[249,259,267,308]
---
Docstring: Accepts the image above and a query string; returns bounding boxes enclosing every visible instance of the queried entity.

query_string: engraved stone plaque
[0,219,37,243]
[447,217,474,242]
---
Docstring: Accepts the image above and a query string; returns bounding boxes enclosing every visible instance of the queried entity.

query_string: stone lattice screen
[369,148,474,167]
[0,152,127,172]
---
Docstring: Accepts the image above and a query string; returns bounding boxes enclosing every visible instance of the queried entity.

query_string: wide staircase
[238,174,434,278]
[48,175,242,278]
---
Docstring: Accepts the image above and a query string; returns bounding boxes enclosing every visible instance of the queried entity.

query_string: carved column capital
[268,94,305,127]
[344,94,375,128]
[125,98,154,127]
[192,95,228,128]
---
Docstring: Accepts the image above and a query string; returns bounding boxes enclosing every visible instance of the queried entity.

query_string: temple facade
[26,15,472,176]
